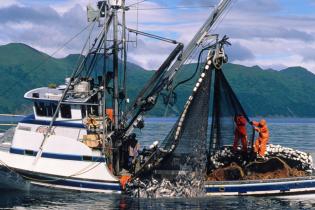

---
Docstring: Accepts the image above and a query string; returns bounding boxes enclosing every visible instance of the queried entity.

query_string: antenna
[87,3,100,22]
[136,0,139,47]
[109,0,122,6]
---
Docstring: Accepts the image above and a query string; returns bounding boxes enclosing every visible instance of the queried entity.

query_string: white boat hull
[0,166,121,193]
[0,149,122,193]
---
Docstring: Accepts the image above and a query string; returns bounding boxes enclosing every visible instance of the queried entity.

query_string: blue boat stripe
[10,167,121,191]
[10,148,105,162]
[20,115,85,128]
[205,179,315,193]
[47,178,121,191]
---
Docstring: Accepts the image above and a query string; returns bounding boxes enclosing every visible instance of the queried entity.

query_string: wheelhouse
[24,79,102,124]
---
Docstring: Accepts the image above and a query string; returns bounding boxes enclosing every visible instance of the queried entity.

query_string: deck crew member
[233,115,248,154]
[128,134,140,172]
[252,119,269,157]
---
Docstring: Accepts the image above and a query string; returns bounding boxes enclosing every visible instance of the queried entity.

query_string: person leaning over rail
[252,119,270,158]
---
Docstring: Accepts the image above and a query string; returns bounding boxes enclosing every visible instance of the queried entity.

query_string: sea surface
[1,117,315,209]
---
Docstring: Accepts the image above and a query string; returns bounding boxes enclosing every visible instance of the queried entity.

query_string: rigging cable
[172,45,213,91]
[163,42,218,116]
[163,1,235,94]
[30,22,96,74]
[149,44,199,96]
[1,22,97,96]
[74,22,102,78]
[84,27,110,78]
[164,0,235,93]
[136,0,139,47]
[127,0,149,7]
[0,157,103,183]
[210,0,236,33]
[33,22,104,164]
[129,5,215,10]
[122,0,128,114]
[161,46,200,117]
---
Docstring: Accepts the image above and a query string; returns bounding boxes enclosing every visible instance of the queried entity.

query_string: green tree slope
[0,43,314,117]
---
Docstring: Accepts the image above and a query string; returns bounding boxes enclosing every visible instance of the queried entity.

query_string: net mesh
[159,61,212,171]
[209,68,253,153]
[156,59,253,173]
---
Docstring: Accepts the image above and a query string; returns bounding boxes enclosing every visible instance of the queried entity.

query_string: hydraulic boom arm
[123,0,232,135]
[165,0,232,86]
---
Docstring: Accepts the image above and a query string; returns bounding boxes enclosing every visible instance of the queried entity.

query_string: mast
[110,0,122,175]
[102,1,109,156]
[112,5,119,130]
[122,0,127,112]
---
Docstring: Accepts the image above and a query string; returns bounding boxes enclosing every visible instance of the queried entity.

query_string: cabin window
[81,105,100,118]
[81,105,87,118]
[87,105,99,116]
[34,102,58,117]
[34,102,45,116]
[60,104,72,119]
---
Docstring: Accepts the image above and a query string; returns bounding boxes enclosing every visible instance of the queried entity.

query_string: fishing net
[158,65,254,173]
[209,68,254,153]
[159,58,213,172]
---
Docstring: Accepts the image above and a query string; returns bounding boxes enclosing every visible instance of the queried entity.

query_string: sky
[0,0,315,73]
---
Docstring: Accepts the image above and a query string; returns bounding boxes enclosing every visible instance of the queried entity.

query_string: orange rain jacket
[233,115,248,153]
[252,119,269,157]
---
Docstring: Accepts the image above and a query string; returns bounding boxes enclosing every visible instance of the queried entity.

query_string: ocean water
[1,117,315,209]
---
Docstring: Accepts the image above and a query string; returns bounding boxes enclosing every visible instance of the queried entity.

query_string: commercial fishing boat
[0,0,315,196]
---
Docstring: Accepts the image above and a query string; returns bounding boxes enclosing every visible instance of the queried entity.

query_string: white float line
[173,58,212,143]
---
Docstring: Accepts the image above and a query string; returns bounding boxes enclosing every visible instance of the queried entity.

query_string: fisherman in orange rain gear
[252,119,269,157]
[233,115,248,154]
[119,175,131,190]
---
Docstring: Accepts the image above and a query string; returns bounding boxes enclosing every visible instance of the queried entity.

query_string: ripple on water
[1,118,315,209]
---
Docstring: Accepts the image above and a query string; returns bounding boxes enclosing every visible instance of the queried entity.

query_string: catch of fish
[126,170,205,198]
[127,144,313,198]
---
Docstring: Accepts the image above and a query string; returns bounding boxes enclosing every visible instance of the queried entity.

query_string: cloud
[45,0,91,14]
[211,0,315,73]
[0,5,60,24]
[225,42,255,61]
[127,38,176,69]
[178,0,218,7]
[299,47,315,62]
[0,0,18,8]
[0,3,90,57]
[231,0,281,14]
[0,0,315,74]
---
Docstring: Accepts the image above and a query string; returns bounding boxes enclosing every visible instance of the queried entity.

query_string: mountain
[222,64,315,117]
[0,43,315,117]
[0,43,70,113]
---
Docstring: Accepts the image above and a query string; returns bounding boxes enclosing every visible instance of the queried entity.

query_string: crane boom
[165,0,232,84]
[123,0,232,135]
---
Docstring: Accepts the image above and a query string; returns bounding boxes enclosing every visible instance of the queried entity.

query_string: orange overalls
[253,120,269,157]
[233,115,248,153]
